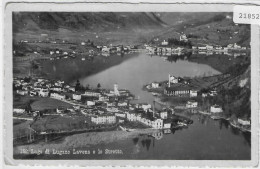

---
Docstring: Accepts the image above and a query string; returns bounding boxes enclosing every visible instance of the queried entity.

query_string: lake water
[38,52,251,160]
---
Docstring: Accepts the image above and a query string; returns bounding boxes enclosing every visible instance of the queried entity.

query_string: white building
[151,119,163,129]
[202,93,208,97]
[16,90,28,95]
[169,74,178,85]
[56,107,66,114]
[72,93,82,101]
[151,82,159,88]
[115,112,126,118]
[159,111,168,119]
[142,104,152,111]
[161,40,169,46]
[91,115,116,124]
[13,108,25,114]
[190,90,198,97]
[209,90,217,96]
[114,84,120,96]
[118,102,128,107]
[87,101,95,106]
[50,93,65,100]
[68,87,75,92]
[102,46,110,53]
[186,100,198,108]
[50,86,62,92]
[180,34,188,42]
[206,45,214,50]
[163,120,171,129]
[234,43,241,49]
[198,46,207,50]
[227,44,234,49]
[238,118,250,126]
[84,91,100,97]
[210,105,223,113]
[39,88,49,97]
[126,112,137,121]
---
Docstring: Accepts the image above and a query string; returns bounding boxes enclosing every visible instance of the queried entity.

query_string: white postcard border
[3,0,260,167]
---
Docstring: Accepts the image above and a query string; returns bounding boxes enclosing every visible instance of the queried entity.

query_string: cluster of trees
[167,38,192,48]
[75,80,101,92]
[186,34,199,39]
[225,62,250,77]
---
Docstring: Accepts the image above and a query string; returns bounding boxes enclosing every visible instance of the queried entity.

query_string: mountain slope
[13,12,166,33]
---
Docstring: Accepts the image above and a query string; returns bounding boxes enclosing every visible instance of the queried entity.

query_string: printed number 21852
[239,13,260,19]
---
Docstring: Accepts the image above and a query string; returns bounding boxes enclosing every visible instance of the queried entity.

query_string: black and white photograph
[3,1,259,166]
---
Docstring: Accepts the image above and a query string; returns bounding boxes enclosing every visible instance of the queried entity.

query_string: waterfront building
[91,114,116,124]
[151,118,163,129]
[234,43,242,49]
[159,111,168,119]
[164,86,190,97]
[198,46,207,50]
[163,119,172,129]
[210,105,223,113]
[186,100,198,108]
[151,82,159,88]
[238,118,251,126]
[161,40,169,46]
[206,45,214,50]
[168,74,178,85]
[215,46,223,50]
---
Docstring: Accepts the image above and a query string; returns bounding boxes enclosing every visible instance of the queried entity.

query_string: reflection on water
[36,52,250,160]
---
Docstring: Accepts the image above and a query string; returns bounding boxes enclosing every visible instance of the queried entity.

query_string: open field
[31,115,91,133]
[14,95,73,111]
[31,97,73,111]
